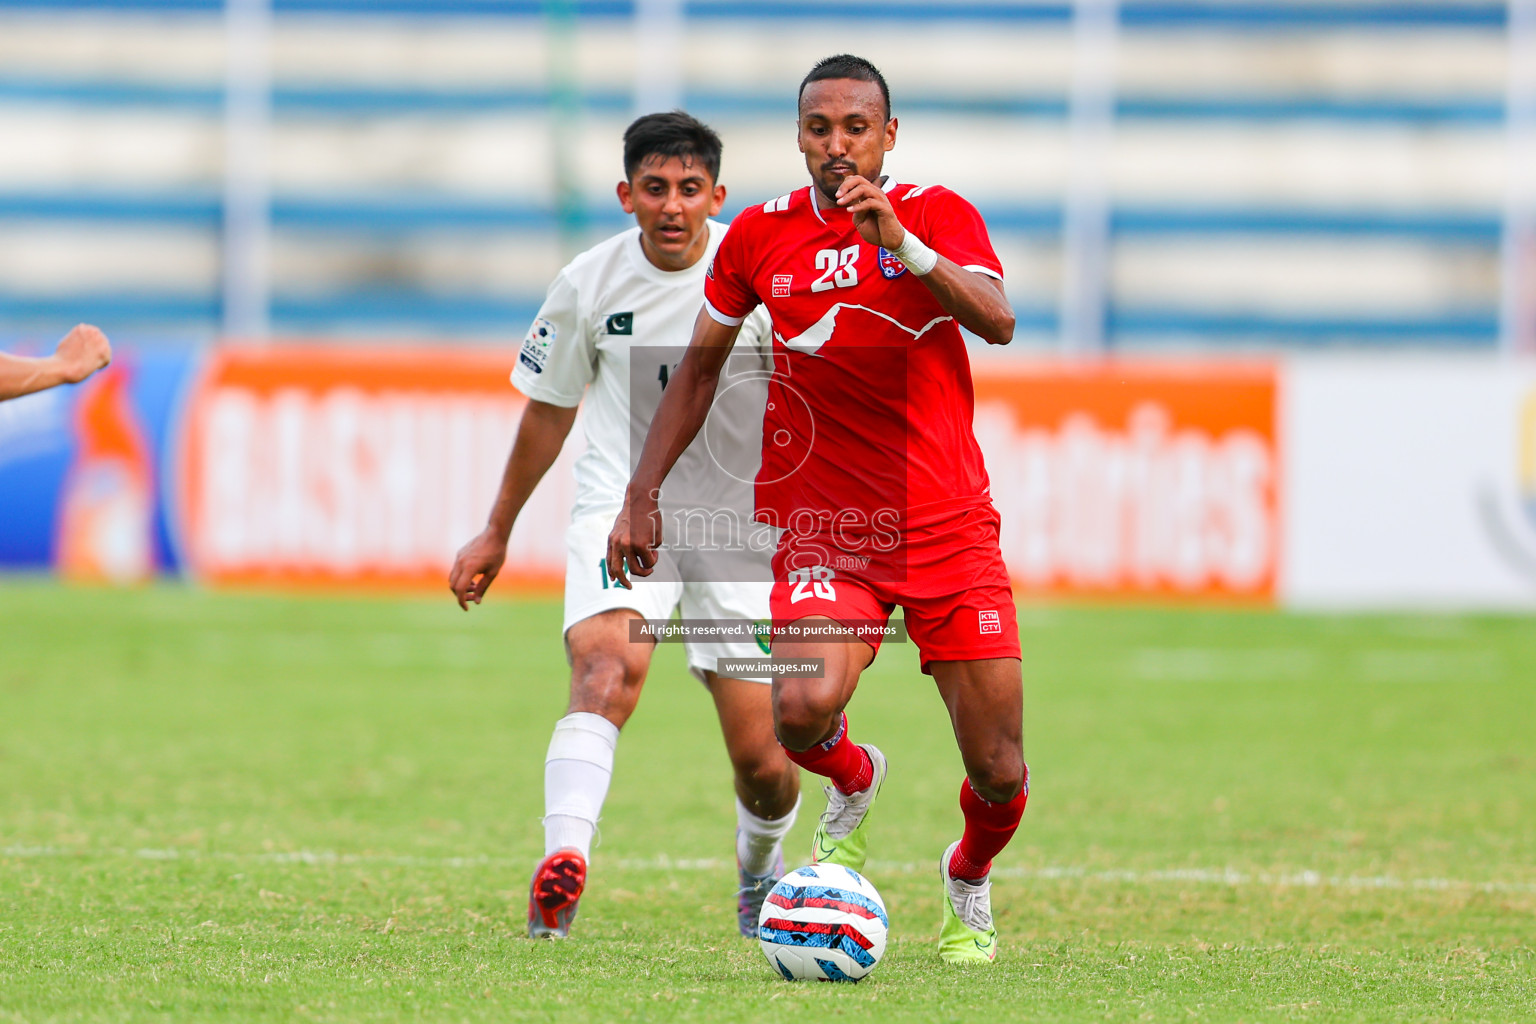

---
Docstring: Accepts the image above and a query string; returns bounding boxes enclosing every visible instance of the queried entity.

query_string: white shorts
[562,511,774,682]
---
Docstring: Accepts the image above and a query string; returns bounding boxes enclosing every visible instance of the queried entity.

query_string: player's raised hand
[605,490,663,590]
[835,175,905,251]
[53,324,112,384]
[449,527,508,611]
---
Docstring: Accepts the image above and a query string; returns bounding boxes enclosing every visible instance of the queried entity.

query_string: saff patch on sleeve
[605,311,633,335]
[519,317,556,373]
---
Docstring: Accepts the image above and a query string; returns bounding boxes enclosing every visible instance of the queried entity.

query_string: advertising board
[974,362,1280,603]
[8,345,1536,610]
[175,347,573,590]
[1284,359,1536,608]
[0,347,193,581]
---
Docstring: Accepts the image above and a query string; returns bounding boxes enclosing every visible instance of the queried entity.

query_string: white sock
[736,794,800,877]
[543,712,619,859]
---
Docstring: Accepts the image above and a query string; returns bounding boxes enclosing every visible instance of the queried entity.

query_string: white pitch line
[5,846,1534,895]
[0,846,520,870]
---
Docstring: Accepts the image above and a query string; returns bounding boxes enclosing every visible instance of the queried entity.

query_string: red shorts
[769,504,1021,673]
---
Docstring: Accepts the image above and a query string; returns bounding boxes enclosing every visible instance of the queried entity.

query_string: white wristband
[889,230,939,276]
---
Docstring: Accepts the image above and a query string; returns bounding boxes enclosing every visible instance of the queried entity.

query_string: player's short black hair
[622,111,723,183]
[798,54,891,121]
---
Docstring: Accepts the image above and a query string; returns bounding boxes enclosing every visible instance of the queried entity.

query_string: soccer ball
[757,863,888,982]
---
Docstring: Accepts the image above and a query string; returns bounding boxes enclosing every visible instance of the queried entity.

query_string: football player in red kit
[608,54,1027,963]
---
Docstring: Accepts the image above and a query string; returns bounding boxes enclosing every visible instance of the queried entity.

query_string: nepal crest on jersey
[877,247,907,279]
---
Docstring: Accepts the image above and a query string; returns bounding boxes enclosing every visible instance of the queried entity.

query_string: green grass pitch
[1,578,1532,1022]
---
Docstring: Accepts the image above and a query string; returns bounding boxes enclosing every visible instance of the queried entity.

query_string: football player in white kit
[449,112,798,940]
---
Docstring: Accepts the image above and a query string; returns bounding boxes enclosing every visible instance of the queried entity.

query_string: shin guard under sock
[779,713,873,795]
[949,768,1030,880]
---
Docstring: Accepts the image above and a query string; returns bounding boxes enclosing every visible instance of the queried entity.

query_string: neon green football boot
[938,840,998,964]
[809,744,886,871]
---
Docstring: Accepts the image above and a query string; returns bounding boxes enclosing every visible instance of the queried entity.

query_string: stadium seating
[0,1,1514,348]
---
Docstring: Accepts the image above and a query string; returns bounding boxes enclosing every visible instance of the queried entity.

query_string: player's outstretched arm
[606,308,741,588]
[449,399,579,610]
[836,176,1015,345]
[0,324,112,401]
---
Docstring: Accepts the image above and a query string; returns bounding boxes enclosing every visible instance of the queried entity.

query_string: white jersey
[513,220,772,521]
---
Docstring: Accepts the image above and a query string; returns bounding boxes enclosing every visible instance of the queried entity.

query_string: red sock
[949,769,1030,881]
[780,713,873,795]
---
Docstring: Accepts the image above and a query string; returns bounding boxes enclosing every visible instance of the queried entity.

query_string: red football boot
[527,848,587,938]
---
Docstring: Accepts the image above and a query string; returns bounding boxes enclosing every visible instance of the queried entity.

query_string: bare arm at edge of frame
[0,324,112,401]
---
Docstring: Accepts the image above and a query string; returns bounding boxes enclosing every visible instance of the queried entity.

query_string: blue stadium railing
[0,0,1511,28]
[0,288,1498,344]
[0,0,1513,344]
[0,193,1503,243]
[0,79,1510,125]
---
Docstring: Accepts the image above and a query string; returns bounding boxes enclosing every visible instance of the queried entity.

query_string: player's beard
[816,162,857,205]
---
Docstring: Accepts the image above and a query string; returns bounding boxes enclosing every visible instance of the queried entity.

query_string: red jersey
[704,177,1003,534]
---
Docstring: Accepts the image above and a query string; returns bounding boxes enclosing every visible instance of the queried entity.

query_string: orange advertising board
[171,347,1276,602]
[971,361,1280,603]
[176,347,572,590]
